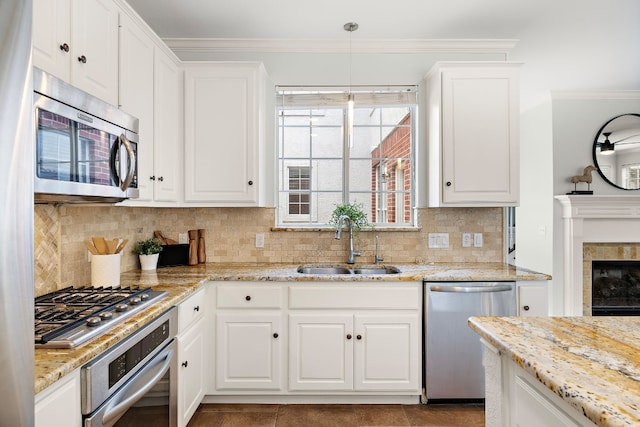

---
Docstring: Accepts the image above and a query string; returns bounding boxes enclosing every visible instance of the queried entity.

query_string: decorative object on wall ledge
[567,165,597,194]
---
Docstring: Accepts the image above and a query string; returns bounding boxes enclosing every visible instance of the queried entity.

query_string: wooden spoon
[115,239,128,254]
[91,237,108,255]
[84,240,99,255]
[105,239,118,255]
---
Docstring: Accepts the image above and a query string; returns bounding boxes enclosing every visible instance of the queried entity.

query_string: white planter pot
[139,253,159,270]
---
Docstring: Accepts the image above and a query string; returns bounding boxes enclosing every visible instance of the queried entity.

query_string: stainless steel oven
[82,308,178,427]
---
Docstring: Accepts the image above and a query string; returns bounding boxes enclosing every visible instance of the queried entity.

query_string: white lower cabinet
[177,289,206,427]
[209,281,422,398]
[482,341,595,427]
[289,312,420,392]
[354,315,420,391]
[216,313,283,390]
[289,314,354,391]
[35,368,81,427]
[517,281,549,316]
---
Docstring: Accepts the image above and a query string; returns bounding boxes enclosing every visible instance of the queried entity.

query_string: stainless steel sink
[352,266,401,275]
[296,266,353,275]
[296,265,400,275]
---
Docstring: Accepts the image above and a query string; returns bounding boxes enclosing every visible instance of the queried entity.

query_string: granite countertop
[119,261,551,284]
[35,262,550,394]
[468,316,640,427]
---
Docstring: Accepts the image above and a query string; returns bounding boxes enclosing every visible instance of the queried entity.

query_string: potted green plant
[329,202,372,236]
[134,238,163,270]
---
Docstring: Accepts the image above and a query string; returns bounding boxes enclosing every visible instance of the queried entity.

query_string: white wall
[549,96,640,314]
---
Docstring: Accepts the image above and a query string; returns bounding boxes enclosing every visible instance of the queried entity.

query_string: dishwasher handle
[429,284,513,293]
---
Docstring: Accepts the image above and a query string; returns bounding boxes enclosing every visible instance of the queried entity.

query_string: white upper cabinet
[33,0,119,105]
[424,62,521,207]
[118,11,155,201]
[183,62,270,206]
[151,48,183,203]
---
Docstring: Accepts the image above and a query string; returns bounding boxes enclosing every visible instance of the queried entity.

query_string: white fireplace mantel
[555,195,640,315]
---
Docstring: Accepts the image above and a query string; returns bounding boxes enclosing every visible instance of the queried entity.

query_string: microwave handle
[109,134,136,191]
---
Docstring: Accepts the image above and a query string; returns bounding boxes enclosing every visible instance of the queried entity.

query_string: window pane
[277,88,415,227]
[314,159,342,191]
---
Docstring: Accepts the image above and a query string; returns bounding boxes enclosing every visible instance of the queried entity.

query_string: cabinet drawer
[217,284,283,309]
[289,285,421,310]
[179,288,205,333]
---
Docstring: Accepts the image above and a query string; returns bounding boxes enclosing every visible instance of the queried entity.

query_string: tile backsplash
[34,205,504,296]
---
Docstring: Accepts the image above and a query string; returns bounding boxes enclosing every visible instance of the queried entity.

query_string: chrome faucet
[335,214,361,264]
[374,235,384,264]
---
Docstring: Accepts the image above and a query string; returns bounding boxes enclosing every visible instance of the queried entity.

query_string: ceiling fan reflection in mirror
[596,131,640,155]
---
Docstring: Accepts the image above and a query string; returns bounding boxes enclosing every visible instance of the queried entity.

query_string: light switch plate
[255,233,265,248]
[474,233,483,247]
[178,233,188,244]
[428,233,449,248]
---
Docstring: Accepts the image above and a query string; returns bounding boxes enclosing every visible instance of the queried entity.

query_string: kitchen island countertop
[468,316,640,427]
[36,262,549,394]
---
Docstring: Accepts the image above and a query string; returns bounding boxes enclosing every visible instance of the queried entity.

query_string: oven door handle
[101,345,174,427]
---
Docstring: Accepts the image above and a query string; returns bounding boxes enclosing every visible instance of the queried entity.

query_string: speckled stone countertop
[35,262,549,394]
[119,261,551,284]
[468,316,640,427]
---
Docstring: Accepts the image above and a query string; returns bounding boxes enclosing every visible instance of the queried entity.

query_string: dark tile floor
[187,403,485,427]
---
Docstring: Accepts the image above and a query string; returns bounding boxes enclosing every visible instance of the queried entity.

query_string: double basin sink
[297,265,400,275]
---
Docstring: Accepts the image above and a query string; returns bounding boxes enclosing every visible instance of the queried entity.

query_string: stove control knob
[99,311,113,320]
[115,303,129,312]
[86,316,101,327]
[140,293,150,301]
[129,297,142,305]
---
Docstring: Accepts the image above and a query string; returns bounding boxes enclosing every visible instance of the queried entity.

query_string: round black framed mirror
[592,113,640,190]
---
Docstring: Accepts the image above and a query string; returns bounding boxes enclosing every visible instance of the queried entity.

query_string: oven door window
[36,108,118,187]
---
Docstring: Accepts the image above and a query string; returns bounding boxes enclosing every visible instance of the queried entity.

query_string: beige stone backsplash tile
[34,205,505,296]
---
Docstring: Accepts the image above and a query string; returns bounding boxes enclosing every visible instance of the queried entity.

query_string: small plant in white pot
[134,238,163,270]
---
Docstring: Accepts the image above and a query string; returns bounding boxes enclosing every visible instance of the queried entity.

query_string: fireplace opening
[592,260,640,316]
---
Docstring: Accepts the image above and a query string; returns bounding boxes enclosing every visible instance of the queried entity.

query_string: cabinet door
[178,318,205,427]
[441,66,519,205]
[289,314,353,391]
[354,314,421,392]
[70,0,119,105]
[184,63,262,204]
[216,313,282,390]
[33,0,71,81]
[153,48,182,202]
[518,282,548,316]
[118,12,155,201]
[35,369,81,427]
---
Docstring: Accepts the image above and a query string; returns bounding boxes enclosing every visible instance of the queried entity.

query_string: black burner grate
[35,286,150,344]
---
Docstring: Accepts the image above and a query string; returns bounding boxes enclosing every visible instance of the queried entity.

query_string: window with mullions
[277,88,417,227]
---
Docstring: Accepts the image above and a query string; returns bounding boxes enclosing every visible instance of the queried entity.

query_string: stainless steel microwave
[33,68,139,203]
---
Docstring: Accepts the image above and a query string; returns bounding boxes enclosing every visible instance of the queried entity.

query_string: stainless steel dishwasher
[424,281,515,402]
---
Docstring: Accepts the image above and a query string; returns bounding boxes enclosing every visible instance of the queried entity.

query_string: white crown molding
[164,38,518,55]
[551,90,640,100]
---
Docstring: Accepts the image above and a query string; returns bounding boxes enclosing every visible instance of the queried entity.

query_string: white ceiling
[125,0,550,40]
[126,0,640,109]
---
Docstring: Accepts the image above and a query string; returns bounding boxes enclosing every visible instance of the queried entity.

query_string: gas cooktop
[35,286,167,349]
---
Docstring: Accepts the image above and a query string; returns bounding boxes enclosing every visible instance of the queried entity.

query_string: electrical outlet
[178,233,188,244]
[474,233,483,247]
[462,233,472,247]
[255,233,265,248]
[428,233,449,248]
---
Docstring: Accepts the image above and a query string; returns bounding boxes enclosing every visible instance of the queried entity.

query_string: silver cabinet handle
[429,284,513,293]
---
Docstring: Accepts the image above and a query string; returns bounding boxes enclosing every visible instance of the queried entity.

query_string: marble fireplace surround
[556,195,640,316]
